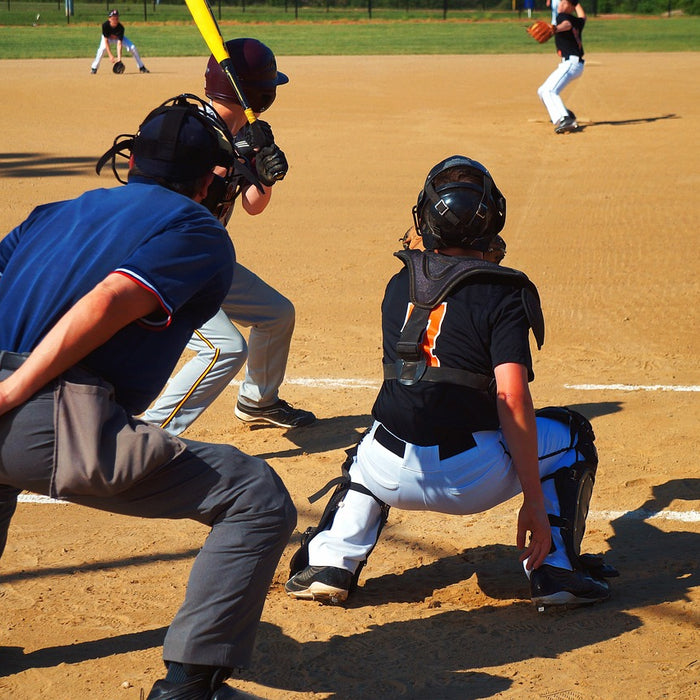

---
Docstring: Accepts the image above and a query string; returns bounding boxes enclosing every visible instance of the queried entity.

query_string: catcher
[530,0,587,133]
[284,155,617,608]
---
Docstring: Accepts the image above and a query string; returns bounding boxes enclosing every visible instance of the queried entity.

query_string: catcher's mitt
[526,20,555,44]
[399,226,425,251]
[113,60,125,74]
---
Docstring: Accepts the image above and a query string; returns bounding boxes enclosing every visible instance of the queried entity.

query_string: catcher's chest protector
[386,250,545,388]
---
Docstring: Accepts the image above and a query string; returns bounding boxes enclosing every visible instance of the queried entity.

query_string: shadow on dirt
[0,153,97,178]
[577,113,679,131]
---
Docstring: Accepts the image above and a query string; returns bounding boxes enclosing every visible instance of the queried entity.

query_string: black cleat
[285,565,352,603]
[555,115,578,133]
[235,399,315,428]
[530,564,610,608]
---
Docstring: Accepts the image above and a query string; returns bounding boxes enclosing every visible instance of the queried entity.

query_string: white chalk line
[229,378,700,392]
[13,379,697,516]
[15,494,700,522]
[565,383,699,392]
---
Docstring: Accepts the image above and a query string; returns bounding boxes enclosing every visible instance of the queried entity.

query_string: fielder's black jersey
[372,263,534,445]
[102,20,125,41]
[555,13,586,59]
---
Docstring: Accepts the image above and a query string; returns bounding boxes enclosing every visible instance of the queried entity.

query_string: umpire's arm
[0,273,160,416]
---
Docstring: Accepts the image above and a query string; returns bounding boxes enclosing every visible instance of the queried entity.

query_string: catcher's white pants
[308,418,578,574]
[91,37,145,71]
[142,263,295,436]
[537,56,584,124]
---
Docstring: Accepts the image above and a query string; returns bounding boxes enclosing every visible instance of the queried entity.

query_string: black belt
[0,351,29,370]
[374,423,475,461]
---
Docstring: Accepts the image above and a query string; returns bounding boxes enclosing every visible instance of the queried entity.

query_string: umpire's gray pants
[0,359,296,670]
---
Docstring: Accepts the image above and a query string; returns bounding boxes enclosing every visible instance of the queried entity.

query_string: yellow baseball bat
[184,0,257,126]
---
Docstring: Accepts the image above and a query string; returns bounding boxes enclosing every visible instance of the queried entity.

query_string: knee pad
[536,405,598,469]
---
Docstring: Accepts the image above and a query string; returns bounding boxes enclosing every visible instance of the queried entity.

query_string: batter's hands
[517,498,552,570]
[235,120,276,159]
[255,145,288,186]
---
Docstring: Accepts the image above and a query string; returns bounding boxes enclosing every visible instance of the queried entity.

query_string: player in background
[546,0,559,25]
[142,38,316,434]
[537,0,586,133]
[0,95,296,700]
[284,155,616,609]
[90,9,149,74]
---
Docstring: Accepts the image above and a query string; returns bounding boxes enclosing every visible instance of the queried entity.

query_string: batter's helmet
[204,38,288,113]
[413,155,506,252]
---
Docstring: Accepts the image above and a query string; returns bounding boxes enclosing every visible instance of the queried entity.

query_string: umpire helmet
[132,94,235,181]
[204,38,289,113]
[413,155,506,252]
[96,94,239,220]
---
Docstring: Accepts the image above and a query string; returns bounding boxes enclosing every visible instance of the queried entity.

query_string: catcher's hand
[526,20,555,44]
[112,60,125,74]
[255,144,287,186]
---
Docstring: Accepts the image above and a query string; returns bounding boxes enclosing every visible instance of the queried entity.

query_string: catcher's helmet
[204,38,288,113]
[413,155,506,252]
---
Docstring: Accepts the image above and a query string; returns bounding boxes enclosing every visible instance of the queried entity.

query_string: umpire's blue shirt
[0,180,234,414]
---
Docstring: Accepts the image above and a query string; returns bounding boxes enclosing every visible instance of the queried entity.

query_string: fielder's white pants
[91,38,145,71]
[308,417,578,574]
[142,263,295,435]
[537,56,584,124]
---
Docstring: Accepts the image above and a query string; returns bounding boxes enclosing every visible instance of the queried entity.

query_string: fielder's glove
[234,120,275,158]
[112,60,125,74]
[526,20,555,43]
[255,144,288,186]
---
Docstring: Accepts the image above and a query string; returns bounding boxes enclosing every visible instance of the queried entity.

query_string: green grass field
[0,3,697,58]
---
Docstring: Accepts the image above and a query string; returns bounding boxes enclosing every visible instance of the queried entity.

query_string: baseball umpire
[285,155,617,608]
[142,38,315,435]
[0,94,295,699]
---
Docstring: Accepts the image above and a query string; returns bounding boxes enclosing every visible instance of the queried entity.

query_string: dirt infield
[1,53,698,699]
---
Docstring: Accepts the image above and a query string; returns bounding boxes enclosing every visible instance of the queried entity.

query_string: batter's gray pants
[142,263,295,436]
[0,362,296,670]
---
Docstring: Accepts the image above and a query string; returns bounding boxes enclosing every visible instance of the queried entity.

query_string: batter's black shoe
[285,565,352,603]
[140,65,150,73]
[235,399,316,428]
[555,115,578,133]
[530,565,610,607]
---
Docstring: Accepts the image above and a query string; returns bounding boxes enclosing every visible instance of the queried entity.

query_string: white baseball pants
[308,417,580,574]
[142,263,295,436]
[537,56,584,124]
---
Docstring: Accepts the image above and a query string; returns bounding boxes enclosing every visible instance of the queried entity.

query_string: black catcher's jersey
[373,264,535,445]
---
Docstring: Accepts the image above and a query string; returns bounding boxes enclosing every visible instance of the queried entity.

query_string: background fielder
[90,9,149,75]
[537,0,587,133]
